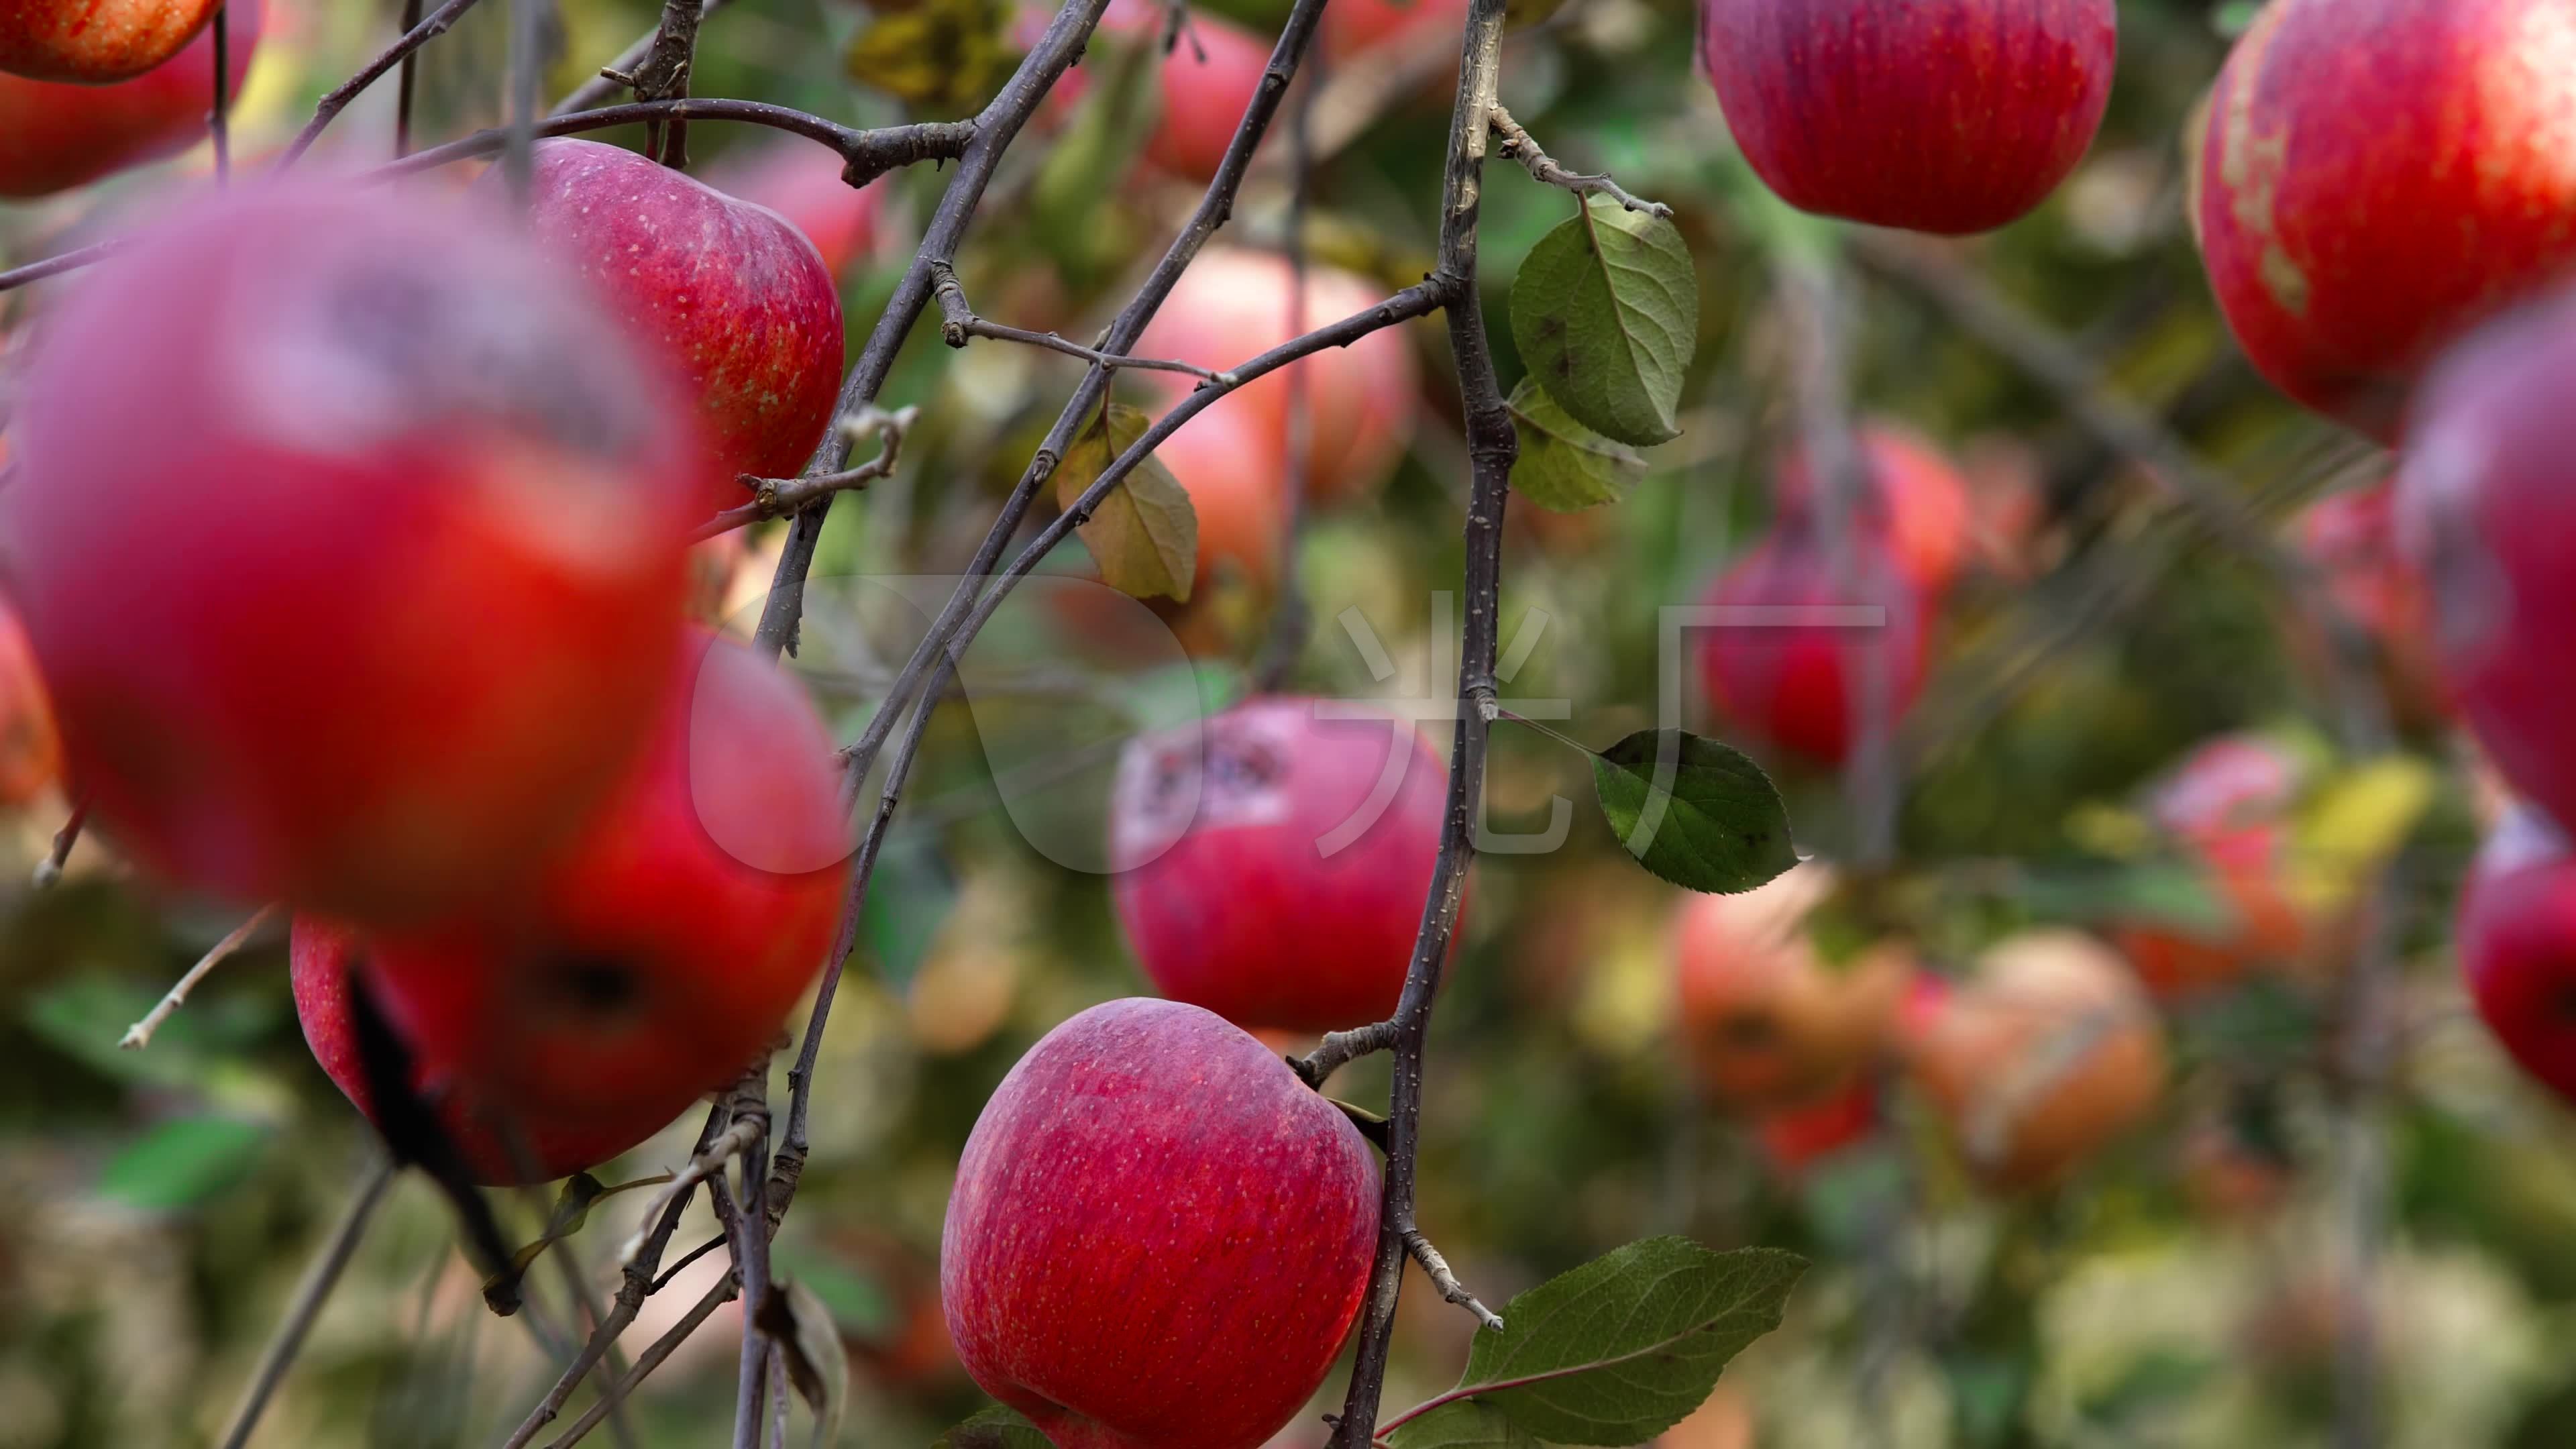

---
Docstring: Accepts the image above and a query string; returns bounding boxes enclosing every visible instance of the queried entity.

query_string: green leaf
[932,1404,1051,1449]
[1591,731,1797,894]
[1451,1238,1807,1446]
[1387,1401,1542,1449]
[1055,405,1198,602]
[1506,378,1647,512]
[98,1116,268,1211]
[757,1277,852,1449]
[1510,197,1699,447]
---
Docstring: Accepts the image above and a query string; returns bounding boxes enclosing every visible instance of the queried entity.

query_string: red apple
[1159,405,1289,592]
[1133,246,1420,507]
[2196,0,2576,441]
[292,918,698,1185]
[1672,863,1912,1109]
[1774,421,1974,594]
[0,600,59,807]
[2397,286,2576,835]
[2457,804,2576,1105]
[501,139,845,504]
[1751,1074,1880,1177]
[1108,694,1450,1032]
[0,0,258,198]
[704,136,886,279]
[1697,525,1931,769]
[0,181,708,919]
[0,0,225,83]
[1700,0,2116,235]
[2111,735,2312,999]
[1322,0,1470,64]
[357,631,851,1124]
[1139,8,1275,182]
[1900,930,2167,1191]
[941,998,1380,1449]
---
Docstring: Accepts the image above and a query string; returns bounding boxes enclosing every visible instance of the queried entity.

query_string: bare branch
[1490,103,1669,217]
[209,3,232,183]
[215,1156,397,1449]
[392,0,427,158]
[276,0,485,168]
[631,0,707,167]
[119,902,280,1051]
[31,794,88,888]
[617,1112,761,1269]
[384,101,973,191]
[553,0,737,117]
[537,1275,740,1449]
[1405,1229,1504,1332]
[932,263,1230,382]
[0,242,121,297]
[700,407,918,540]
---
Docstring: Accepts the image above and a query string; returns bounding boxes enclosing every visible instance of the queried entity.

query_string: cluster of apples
[0,117,857,1181]
[1674,866,2166,1191]
[0,0,262,199]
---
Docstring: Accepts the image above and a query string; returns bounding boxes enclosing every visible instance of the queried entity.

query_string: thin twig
[724,1065,775,1449]
[631,0,707,167]
[0,242,117,297]
[503,0,545,204]
[1490,103,1668,217]
[387,101,975,188]
[617,1113,761,1267]
[215,1156,397,1449]
[31,794,88,888]
[276,0,486,167]
[119,902,280,1051]
[552,0,736,117]
[392,0,427,158]
[1404,1229,1503,1332]
[700,407,918,539]
[537,1275,740,1449]
[930,264,1229,382]
[1254,50,1324,694]
[209,3,231,183]
[649,1233,728,1294]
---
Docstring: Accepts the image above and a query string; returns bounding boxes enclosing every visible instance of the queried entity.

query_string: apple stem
[117,901,279,1051]
[1490,103,1671,219]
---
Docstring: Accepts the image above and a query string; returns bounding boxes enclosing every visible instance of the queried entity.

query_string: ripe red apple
[704,136,885,279]
[0,182,708,919]
[2397,286,2576,836]
[1750,1075,1879,1178]
[356,631,851,1124]
[502,139,845,503]
[0,0,225,82]
[941,998,1380,1449]
[2196,0,2576,441]
[1697,525,1931,768]
[1700,0,2116,235]
[292,918,699,1185]
[0,601,60,807]
[1671,863,1912,1108]
[0,0,259,198]
[1108,695,1450,1032]
[2457,805,2576,1105]
[1134,247,1420,507]
[1899,930,2167,1191]
[1774,422,1974,594]
[1139,8,1274,182]
[2287,482,2447,724]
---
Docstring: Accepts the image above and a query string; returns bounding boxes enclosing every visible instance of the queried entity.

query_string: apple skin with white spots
[2196,0,2576,441]
[941,998,1381,1449]
[502,139,847,509]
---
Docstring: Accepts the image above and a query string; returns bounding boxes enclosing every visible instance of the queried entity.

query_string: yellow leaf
[845,0,1014,115]
[2286,755,2436,918]
[1055,405,1199,603]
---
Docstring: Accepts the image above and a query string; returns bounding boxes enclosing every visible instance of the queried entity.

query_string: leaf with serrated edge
[1449,1239,1806,1446]
[1510,198,1699,447]
[1591,731,1796,895]
[1386,1400,1542,1449]
[755,1278,850,1449]
[932,1404,1052,1449]
[1507,378,1646,512]
[1056,404,1198,602]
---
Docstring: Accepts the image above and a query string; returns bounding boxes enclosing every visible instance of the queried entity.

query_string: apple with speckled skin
[2197,0,2576,441]
[0,0,258,197]
[2457,805,2576,1106]
[0,0,225,82]
[354,632,851,1128]
[1701,0,2116,235]
[499,139,845,506]
[2397,285,2576,837]
[1108,696,1450,1032]
[942,998,1380,1449]
[1697,526,1930,768]
[292,918,700,1185]
[0,182,708,920]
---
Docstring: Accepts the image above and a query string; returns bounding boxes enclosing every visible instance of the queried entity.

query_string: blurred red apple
[1701,0,2116,234]
[1751,1074,1880,1177]
[0,0,260,197]
[0,182,708,920]
[1322,0,1469,63]
[2287,482,2447,724]
[942,998,1379,1449]
[358,632,851,1124]
[1774,421,1974,594]
[2458,804,2576,1106]
[1697,525,1931,768]
[1134,246,1420,507]
[0,0,225,82]
[2196,0,2576,440]
[502,138,845,503]
[1140,7,1274,182]
[1900,930,2167,1191]
[2112,734,2312,999]
[0,602,60,807]
[2397,286,2576,836]
[1109,694,1450,1032]
[1672,863,1911,1109]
